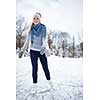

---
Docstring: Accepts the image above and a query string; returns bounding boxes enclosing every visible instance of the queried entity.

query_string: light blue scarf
[31,23,46,38]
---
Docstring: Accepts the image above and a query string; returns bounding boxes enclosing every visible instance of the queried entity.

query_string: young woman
[20,13,53,94]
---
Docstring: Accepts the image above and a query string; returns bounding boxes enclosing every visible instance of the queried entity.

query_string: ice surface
[16,55,83,100]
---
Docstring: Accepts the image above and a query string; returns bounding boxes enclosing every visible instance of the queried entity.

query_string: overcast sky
[16,0,83,41]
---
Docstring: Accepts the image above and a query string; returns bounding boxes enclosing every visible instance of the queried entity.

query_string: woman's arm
[21,32,30,52]
[42,24,49,49]
[21,23,33,52]
[42,37,46,48]
[19,24,32,58]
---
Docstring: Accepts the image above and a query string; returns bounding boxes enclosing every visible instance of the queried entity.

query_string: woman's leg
[39,54,51,80]
[30,50,38,83]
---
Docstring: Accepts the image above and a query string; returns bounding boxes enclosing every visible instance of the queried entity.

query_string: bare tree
[72,35,76,57]
[48,33,53,49]
[16,16,29,50]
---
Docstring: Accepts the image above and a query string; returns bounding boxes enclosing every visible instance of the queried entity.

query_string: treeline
[16,16,83,58]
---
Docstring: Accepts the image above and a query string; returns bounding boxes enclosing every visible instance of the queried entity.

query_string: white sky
[16,0,83,42]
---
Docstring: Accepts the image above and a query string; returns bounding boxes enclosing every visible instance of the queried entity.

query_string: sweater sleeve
[42,37,47,48]
[42,24,47,48]
[21,32,30,53]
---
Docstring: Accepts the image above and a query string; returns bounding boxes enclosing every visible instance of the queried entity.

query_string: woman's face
[33,16,40,25]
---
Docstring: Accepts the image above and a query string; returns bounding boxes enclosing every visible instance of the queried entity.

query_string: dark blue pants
[30,50,51,83]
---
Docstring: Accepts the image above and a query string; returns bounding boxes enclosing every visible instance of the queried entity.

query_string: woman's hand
[19,49,24,58]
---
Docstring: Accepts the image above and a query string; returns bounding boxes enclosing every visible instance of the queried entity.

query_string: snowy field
[16,55,83,100]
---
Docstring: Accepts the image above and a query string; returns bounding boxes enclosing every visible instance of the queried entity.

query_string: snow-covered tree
[47,30,71,57]
[16,16,29,50]
[47,30,53,50]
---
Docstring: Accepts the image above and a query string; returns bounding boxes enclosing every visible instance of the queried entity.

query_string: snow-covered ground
[16,55,83,100]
